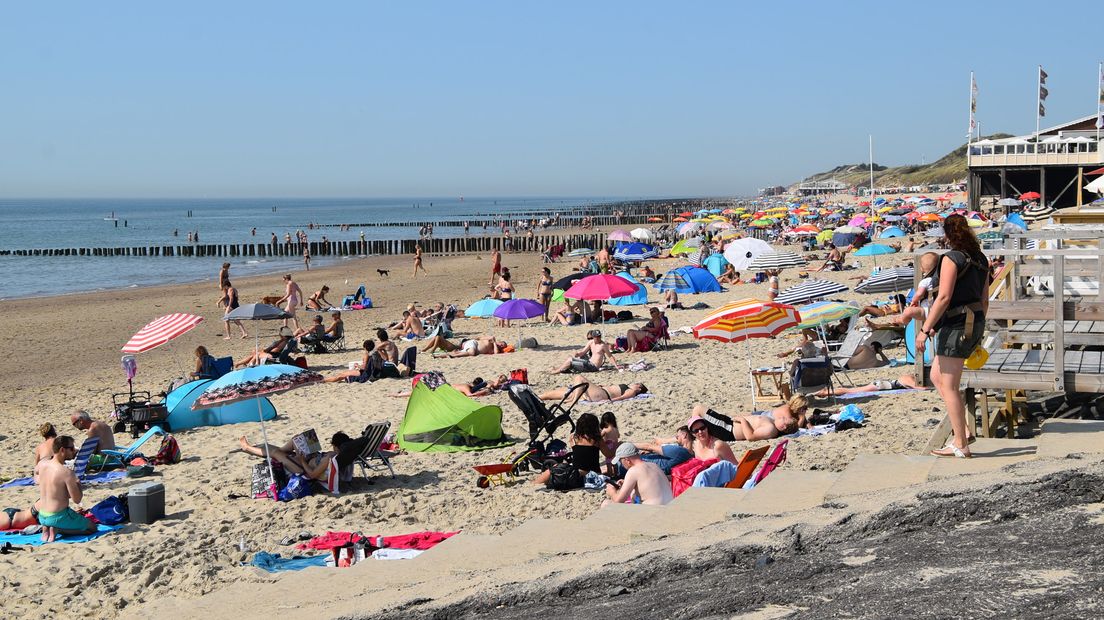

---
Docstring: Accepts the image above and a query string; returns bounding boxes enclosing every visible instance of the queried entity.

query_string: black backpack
[545,462,583,491]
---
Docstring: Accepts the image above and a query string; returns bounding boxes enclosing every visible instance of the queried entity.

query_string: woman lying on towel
[388,375,510,398]
[813,373,922,398]
[1,506,38,531]
[538,375,648,404]
[238,432,352,482]
[423,334,509,357]
[690,395,807,443]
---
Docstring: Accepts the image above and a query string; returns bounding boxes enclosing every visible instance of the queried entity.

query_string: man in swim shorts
[36,435,95,542]
[814,373,922,397]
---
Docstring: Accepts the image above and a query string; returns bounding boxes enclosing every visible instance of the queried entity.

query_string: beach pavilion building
[796,178,847,196]
[967,115,1103,211]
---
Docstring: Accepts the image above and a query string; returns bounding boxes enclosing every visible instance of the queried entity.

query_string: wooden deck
[964,349,1104,392]
[998,319,1104,346]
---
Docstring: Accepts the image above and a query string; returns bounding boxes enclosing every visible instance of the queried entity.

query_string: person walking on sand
[489,248,501,287]
[218,282,248,339]
[303,247,311,271]
[412,244,428,277]
[36,435,96,542]
[537,267,554,321]
[277,273,303,330]
[218,262,231,290]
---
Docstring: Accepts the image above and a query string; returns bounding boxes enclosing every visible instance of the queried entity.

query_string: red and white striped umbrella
[693,299,801,343]
[122,313,204,353]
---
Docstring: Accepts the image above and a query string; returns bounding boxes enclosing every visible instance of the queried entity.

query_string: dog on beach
[261,295,283,306]
[377,269,391,278]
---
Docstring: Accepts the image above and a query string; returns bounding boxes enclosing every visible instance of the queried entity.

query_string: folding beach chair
[97,425,166,471]
[724,446,770,489]
[211,356,233,379]
[70,436,100,481]
[791,356,834,399]
[319,323,346,353]
[747,440,788,488]
[341,285,366,307]
[337,421,396,480]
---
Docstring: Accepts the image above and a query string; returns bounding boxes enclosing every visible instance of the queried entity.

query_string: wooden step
[927,438,1038,479]
[825,454,935,500]
[1036,419,1104,459]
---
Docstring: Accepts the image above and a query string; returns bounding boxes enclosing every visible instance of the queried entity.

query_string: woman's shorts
[935,312,985,359]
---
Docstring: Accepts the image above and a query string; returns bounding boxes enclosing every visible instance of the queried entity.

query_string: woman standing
[277,274,303,330]
[916,214,989,459]
[536,267,553,321]
[218,282,248,339]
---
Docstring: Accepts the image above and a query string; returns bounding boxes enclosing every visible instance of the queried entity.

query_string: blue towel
[250,552,328,573]
[0,524,122,546]
[693,460,737,488]
[837,388,921,400]
[1,470,127,489]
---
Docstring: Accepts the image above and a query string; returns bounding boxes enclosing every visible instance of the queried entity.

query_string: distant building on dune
[795,178,847,196]
[967,114,1103,212]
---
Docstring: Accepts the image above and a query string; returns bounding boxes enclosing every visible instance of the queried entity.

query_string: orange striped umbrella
[122,313,204,353]
[692,299,801,407]
[693,299,800,342]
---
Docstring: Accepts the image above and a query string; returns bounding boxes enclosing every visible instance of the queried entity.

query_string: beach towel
[671,458,718,497]
[579,393,653,406]
[0,524,121,546]
[250,552,327,573]
[787,423,836,438]
[693,460,737,488]
[1,470,127,489]
[836,388,924,400]
[297,530,458,552]
[372,548,424,560]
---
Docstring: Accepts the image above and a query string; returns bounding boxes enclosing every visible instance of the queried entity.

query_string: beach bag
[277,474,313,502]
[750,440,788,487]
[251,462,286,499]
[617,310,634,321]
[699,409,736,442]
[671,458,718,497]
[91,495,129,525]
[545,462,583,491]
[509,368,529,385]
[153,434,181,465]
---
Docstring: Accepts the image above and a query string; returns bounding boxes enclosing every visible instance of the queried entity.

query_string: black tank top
[571,444,601,473]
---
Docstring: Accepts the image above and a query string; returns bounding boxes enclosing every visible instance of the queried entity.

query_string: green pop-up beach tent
[397,382,511,452]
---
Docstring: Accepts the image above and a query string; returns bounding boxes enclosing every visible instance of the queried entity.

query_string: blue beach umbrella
[878,226,905,238]
[854,243,897,269]
[613,242,658,262]
[465,298,504,317]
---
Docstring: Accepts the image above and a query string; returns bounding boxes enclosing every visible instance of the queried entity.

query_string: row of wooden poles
[0,232,614,258]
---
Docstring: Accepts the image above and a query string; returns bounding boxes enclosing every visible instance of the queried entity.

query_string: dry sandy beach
[0,236,946,617]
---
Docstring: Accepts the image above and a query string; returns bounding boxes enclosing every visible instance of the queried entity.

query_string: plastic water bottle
[239,535,247,553]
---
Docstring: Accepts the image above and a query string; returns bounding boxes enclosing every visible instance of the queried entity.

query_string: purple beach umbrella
[493,299,547,348]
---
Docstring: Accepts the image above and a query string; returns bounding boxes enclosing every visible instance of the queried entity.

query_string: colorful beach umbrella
[1019,191,1041,201]
[853,244,897,257]
[122,313,204,354]
[493,299,546,348]
[670,237,701,256]
[774,279,849,305]
[608,229,634,243]
[693,299,801,408]
[878,226,905,238]
[1021,204,1055,222]
[568,248,595,257]
[792,301,860,331]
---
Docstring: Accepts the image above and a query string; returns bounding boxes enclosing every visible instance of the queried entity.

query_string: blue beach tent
[655,265,722,294]
[608,271,648,306]
[165,379,277,431]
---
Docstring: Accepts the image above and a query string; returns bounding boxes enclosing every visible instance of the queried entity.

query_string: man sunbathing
[36,435,96,542]
[388,375,510,398]
[814,373,922,397]
[549,329,623,373]
[602,443,673,507]
[238,431,352,481]
[690,396,806,443]
[631,426,694,475]
[70,410,115,453]
[539,375,648,403]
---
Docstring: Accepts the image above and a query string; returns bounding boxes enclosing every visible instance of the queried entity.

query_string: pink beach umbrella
[564,274,641,323]
[608,229,634,243]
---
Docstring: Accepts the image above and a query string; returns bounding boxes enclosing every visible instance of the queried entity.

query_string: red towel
[382,530,459,550]
[297,531,363,551]
[671,458,718,497]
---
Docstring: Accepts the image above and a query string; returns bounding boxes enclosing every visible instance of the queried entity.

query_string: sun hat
[613,442,639,464]
[687,416,707,431]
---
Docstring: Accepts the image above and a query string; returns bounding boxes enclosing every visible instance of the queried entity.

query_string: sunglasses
[691,426,708,434]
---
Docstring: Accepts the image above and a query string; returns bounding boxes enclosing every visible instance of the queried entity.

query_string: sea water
[0,196,614,299]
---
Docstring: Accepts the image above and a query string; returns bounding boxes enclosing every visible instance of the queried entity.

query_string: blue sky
[1,1,1100,198]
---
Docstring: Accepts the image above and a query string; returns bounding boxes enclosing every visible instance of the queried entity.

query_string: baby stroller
[506,382,585,473]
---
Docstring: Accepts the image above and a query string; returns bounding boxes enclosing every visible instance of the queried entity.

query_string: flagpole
[868,135,875,214]
[1035,65,1042,147]
[1097,61,1103,147]
[967,71,974,168]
